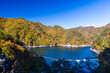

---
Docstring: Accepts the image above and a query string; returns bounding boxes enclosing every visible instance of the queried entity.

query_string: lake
[29,46,98,64]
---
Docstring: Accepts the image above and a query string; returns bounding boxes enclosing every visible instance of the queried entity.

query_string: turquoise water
[29,46,98,63]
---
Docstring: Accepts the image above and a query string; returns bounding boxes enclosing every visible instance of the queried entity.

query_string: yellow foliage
[2,47,15,59]
[96,45,100,49]
[102,47,104,50]
[16,45,25,52]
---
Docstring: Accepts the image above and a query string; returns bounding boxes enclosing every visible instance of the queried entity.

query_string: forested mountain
[0,17,110,46]
[0,30,26,59]
[0,17,88,46]
[66,30,88,45]
[91,28,110,50]
[70,24,110,43]
[0,17,110,72]
[0,30,49,72]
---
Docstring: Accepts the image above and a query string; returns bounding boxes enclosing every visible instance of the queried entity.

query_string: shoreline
[57,44,91,48]
[25,45,55,48]
[25,44,91,49]
[90,48,102,54]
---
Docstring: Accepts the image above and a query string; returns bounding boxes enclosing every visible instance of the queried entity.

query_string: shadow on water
[29,46,98,64]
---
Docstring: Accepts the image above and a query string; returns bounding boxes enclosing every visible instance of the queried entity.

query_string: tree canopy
[0,17,89,46]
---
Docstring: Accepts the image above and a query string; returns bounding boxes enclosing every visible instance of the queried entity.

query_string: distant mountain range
[0,17,110,45]
[70,23,110,42]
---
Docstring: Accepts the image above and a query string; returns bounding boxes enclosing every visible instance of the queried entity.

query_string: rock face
[0,54,11,72]
[58,44,91,48]
[90,48,102,54]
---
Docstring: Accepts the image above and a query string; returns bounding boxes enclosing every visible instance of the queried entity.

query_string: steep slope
[0,17,49,45]
[91,28,110,50]
[70,24,110,43]
[0,17,88,46]
[66,30,88,45]
[0,30,27,59]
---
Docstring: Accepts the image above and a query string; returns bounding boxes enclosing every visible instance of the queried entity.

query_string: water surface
[29,46,98,63]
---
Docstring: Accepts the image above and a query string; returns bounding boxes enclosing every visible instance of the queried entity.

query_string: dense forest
[71,23,110,44]
[0,30,110,72]
[0,17,110,72]
[0,30,49,72]
[91,28,110,50]
[1,17,110,46]
[0,17,89,46]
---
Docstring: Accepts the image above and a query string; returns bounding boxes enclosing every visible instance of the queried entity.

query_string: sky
[0,0,110,29]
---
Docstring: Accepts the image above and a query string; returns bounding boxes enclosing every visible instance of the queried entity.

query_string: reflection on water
[29,46,98,63]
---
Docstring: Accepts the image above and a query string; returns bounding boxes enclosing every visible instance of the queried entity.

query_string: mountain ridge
[0,17,88,45]
[0,17,110,45]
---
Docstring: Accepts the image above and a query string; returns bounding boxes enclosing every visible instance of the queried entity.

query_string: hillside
[1,17,110,45]
[0,30,48,72]
[91,28,110,50]
[66,30,88,45]
[0,17,88,46]
[70,24,110,43]
[0,30,27,59]
[0,17,110,72]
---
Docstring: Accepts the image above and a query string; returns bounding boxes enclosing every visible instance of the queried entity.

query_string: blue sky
[0,0,110,29]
